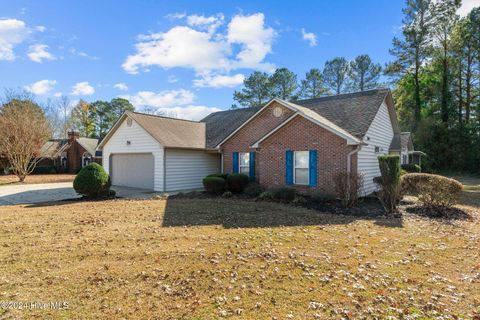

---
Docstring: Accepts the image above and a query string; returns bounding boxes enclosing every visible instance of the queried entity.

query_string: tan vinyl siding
[165,149,220,191]
[358,102,394,195]
[102,118,164,192]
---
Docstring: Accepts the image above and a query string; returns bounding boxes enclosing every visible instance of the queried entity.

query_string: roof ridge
[130,111,202,124]
[295,88,390,104]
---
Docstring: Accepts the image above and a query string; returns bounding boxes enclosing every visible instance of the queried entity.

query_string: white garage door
[110,153,154,190]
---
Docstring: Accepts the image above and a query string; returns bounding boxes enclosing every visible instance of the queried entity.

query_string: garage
[110,153,154,190]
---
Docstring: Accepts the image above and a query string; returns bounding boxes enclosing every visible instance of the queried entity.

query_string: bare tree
[0,97,52,182]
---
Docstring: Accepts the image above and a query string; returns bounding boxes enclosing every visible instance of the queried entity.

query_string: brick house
[98,88,421,194]
[38,131,102,173]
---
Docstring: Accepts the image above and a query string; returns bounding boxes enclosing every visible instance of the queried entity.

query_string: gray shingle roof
[77,137,100,156]
[40,139,69,158]
[201,88,390,147]
[201,106,261,148]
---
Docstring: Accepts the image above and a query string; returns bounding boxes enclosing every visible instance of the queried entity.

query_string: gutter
[347,144,363,173]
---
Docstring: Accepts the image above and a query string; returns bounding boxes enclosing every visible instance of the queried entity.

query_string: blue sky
[0,0,476,120]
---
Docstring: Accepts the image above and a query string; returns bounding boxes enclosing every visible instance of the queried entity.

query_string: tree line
[233,54,382,107]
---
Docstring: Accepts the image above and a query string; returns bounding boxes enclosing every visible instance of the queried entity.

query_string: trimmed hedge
[73,163,111,197]
[32,165,57,174]
[226,173,249,193]
[401,173,463,208]
[377,155,401,214]
[401,164,421,173]
[271,187,296,202]
[244,184,265,197]
[202,176,226,195]
[207,173,229,180]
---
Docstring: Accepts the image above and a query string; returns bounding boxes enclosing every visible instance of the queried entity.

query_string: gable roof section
[98,111,206,150]
[389,132,414,152]
[201,106,261,148]
[201,88,393,148]
[77,137,100,156]
[40,139,69,158]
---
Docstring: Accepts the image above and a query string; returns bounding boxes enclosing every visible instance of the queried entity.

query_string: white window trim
[293,151,309,185]
[239,152,250,175]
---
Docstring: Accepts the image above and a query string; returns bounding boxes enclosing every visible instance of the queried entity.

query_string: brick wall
[221,101,294,175]
[222,106,358,195]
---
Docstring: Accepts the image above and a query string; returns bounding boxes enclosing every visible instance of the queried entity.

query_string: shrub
[292,196,307,206]
[271,187,296,202]
[310,190,336,203]
[257,191,273,201]
[32,165,57,174]
[222,191,233,198]
[207,173,229,180]
[401,173,463,208]
[73,163,111,198]
[244,184,265,197]
[400,169,408,176]
[226,173,249,193]
[377,155,401,214]
[202,176,226,195]
[334,172,364,208]
[401,164,421,173]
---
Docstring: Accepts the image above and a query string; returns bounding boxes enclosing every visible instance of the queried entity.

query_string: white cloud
[27,44,56,63]
[457,0,478,17]
[113,82,128,91]
[226,13,276,71]
[167,75,179,83]
[121,89,195,108]
[71,81,95,96]
[0,19,30,61]
[122,12,276,74]
[156,106,221,121]
[301,28,317,47]
[36,25,46,32]
[53,92,62,97]
[193,73,245,88]
[24,79,57,95]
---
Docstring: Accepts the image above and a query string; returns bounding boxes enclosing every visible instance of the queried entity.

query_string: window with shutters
[294,151,309,185]
[239,152,250,175]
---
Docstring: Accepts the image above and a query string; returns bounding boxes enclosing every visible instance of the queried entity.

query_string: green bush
[401,164,421,173]
[310,190,336,203]
[222,191,233,198]
[202,176,226,195]
[207,173,229,180]
[244,184,265,197]
[32,165,57,174]
[377,155,401,214]
[292,196,307,206]
[257,191,273,201]
[226,173,249,193]
[271,187,296,202]
[73,163,111,198]
[401,173,463,208]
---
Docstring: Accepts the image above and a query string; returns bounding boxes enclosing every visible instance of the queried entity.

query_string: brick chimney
[67,131,80,142]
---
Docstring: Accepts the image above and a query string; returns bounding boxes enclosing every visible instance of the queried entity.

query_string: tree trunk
[441,42,449,123]
[413,47,421,129]
[458,65,463,125]
[465,46,472,123]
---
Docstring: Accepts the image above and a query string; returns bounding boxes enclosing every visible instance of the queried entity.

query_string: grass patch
[0,192,479,318]
[0,174,75,186]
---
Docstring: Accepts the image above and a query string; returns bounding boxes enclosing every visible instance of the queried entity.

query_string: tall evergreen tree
[386,0,432,129]
[233,71,273,107]
[269,68,298,100]
[299,68,329,99]
[348,55,382,91]
[322,57,349,94]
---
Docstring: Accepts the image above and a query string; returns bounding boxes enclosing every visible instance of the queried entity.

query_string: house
[389,132,424,166]
[97,88,421,195]
[38,131,102,173]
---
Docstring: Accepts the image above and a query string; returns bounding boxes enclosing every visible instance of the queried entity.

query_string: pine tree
[348,55,382,91]
[233,71,273,107]
[299,68,329,99]
[322,57,349,94]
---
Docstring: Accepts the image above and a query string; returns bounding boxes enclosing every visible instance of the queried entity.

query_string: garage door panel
[111,153,154,190]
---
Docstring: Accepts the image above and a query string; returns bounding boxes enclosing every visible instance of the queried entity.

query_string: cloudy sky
[1,0,477,120]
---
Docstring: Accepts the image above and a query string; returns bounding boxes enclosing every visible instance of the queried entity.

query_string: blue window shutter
[249,151,256,181]
[309,150,317,187]
[285,150,293,185]
[232,152,239,173]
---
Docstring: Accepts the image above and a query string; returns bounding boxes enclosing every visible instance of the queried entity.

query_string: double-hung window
[294,151,309,185]
[239,152,250,175]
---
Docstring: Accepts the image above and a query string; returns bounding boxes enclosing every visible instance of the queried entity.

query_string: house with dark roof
[38,131,102,173]
[97,88,421,195]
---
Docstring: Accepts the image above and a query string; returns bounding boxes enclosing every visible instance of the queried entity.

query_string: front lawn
[0,174,75,186]
[0,179,479,318]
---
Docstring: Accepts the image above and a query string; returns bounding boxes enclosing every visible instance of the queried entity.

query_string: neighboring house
[389,132,424,166]
[98,88,421,195]
[39,131,102,173]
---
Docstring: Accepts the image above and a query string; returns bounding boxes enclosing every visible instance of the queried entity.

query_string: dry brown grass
[0,174,75,185]
[0,189,479,319]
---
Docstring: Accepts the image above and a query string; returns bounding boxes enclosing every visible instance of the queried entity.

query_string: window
[239,152,250,175]
[375,146,381,153]
[294,151,309,185]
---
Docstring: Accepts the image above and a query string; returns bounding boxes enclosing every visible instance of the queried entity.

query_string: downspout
[163,148,166,192]
[347,145,362,173]
[220,151,224,173]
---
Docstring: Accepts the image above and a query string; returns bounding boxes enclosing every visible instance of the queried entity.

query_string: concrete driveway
[0,182,156,205]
